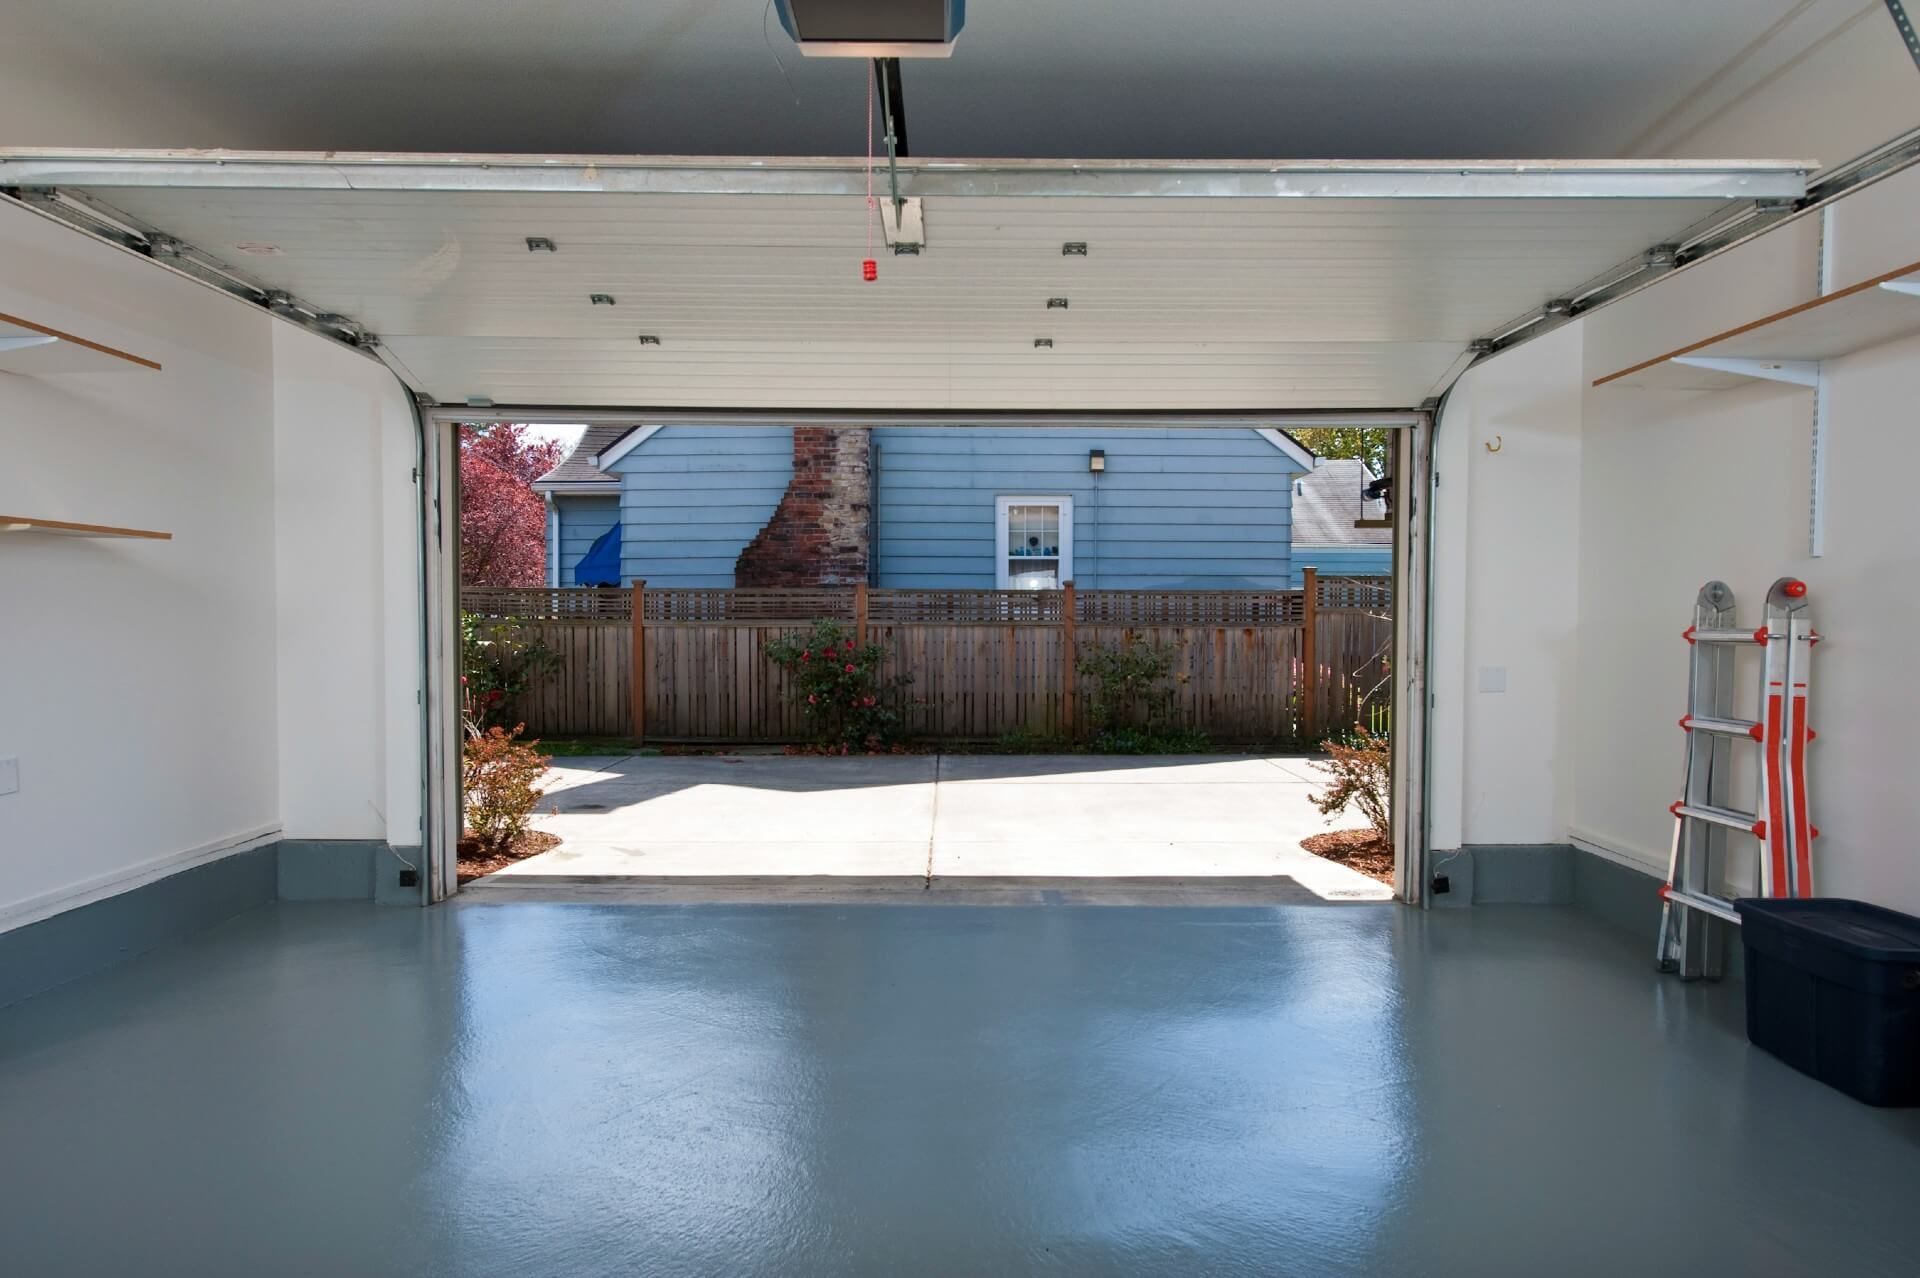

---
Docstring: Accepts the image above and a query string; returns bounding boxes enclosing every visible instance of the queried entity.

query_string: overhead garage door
[0,152,1805,411]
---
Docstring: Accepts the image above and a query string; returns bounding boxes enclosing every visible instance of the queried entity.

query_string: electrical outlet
[0,757,17,796]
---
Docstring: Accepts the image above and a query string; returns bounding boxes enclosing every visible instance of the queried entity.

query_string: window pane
[1008,561,1058,589]
[1007,503,1061,558]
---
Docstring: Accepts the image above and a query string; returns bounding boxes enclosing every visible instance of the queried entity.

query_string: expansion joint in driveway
[923,754,942,889]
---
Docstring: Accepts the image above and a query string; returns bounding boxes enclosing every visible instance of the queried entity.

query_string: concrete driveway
[482,753,1390,901]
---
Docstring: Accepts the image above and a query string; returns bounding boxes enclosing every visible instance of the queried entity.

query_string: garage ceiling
[0,152,1806,410]
[0,1,1880,160]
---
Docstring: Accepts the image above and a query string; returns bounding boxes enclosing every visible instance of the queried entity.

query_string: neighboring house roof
[531,424,633,493]
[1292,458,1391,546]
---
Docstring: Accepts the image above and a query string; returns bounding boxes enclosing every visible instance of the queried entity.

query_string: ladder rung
[1682,714,1761,739]
[1662,886,1742,925]
[1686,625,1769,645]
[1674,801,1760,835]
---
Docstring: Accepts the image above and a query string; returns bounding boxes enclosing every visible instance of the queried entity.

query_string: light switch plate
[0,757,17,796]
[1477,666,1507,694]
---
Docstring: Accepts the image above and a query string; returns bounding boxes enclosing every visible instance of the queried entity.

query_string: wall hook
[1484,434,1503,453]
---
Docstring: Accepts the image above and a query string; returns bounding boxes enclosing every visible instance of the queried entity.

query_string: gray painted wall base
[0,844,277,1008]
[278,840,424,905]
[2,839,425,1008]
[1427,844,1573,907]
[1568,844,1744,980]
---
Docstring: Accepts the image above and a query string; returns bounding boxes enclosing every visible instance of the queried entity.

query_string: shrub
[462,724,551,854]
[765,619,912,749]
[1309,726,1391,841]
[461,612,563,730]
[1076,639,1184,735]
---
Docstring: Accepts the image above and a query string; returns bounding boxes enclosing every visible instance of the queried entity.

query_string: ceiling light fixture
[590,293,616,306]
[1046,297,1069,310]
[1033,338,1053,348]
[636,335,662,346]
[526,236,557,252]
[1062,242,1088,256]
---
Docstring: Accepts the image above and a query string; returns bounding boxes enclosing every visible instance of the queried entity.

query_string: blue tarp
[573,521,622,587]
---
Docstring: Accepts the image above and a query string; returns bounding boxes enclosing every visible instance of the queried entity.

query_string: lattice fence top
[869,590,1066,624]
[1075,590,1305,626]
[461,581,1389,625]
[461,586,632,621]
[1314,576,1393,612]
[643,588,856,622]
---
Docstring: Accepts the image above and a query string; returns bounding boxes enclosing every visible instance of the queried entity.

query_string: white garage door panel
[4,153,1805,410]
[379,336,1468,409]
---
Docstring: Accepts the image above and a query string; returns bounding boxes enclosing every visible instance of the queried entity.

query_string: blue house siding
[552,495,620,585]
[606,426,793,587]
[873,427,1302,589]
[1291,545,1393,588]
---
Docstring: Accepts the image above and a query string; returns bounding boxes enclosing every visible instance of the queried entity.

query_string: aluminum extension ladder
[1657,577,1819,979]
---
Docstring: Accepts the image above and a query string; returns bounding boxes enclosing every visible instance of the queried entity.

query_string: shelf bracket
[1878,280,1920,297]
[1668,356,1819,387]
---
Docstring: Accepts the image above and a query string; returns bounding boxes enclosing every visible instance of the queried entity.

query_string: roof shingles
[534,424,634,488]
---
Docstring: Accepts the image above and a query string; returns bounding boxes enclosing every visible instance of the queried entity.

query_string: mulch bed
[1300,829,1394,884]
[457,830,561,884]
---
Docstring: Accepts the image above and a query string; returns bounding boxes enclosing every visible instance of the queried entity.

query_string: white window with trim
[995,496,1073,589]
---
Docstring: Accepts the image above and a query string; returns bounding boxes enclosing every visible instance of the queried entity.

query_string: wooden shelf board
[0,313,161,374]
[1595,258,1920,391]
[0,516,172,540]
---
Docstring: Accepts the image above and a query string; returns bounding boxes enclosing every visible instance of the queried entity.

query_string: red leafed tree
[460,424,566,586]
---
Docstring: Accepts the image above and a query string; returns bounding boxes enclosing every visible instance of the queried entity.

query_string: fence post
[854,581,869,646]
[1061,580,1077,739]
[630,579,647,743]
[1300,568,1318,743]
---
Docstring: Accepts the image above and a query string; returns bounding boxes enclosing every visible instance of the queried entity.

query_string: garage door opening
[0,149,1794,909]
[445,413,1421,902]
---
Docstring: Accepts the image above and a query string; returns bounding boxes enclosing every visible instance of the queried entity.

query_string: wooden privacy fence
[464,572,1392,744]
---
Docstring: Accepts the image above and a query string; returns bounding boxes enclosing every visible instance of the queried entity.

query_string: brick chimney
[734,427,872,586]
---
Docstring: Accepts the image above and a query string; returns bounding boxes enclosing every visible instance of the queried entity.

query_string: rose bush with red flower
[766,618,911,748]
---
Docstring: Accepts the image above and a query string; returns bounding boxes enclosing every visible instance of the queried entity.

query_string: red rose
[844,664,855,673]
[802,650,811,660]
[807,694,817,704]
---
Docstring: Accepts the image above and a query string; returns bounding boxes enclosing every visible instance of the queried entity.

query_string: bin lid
[1735,899,1920,961]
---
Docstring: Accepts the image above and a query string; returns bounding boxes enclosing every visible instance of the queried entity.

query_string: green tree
[1289,427,1390,476]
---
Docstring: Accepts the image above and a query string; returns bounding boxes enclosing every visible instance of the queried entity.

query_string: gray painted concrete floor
[505,753,1389,900]
[3,901,1918,1276]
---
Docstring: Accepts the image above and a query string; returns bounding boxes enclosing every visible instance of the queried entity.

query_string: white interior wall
[271,327,422,850]
[0,198,422,932]
[0,200,279,928]
[1435,160,1920,916]
[1573,162,1920,914]
[1426,323,1585,852]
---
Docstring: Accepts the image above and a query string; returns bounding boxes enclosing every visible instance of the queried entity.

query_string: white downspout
[544,492,559,587]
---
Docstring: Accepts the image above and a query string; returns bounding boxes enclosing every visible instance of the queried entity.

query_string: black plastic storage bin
[1734,898,1920,1107]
